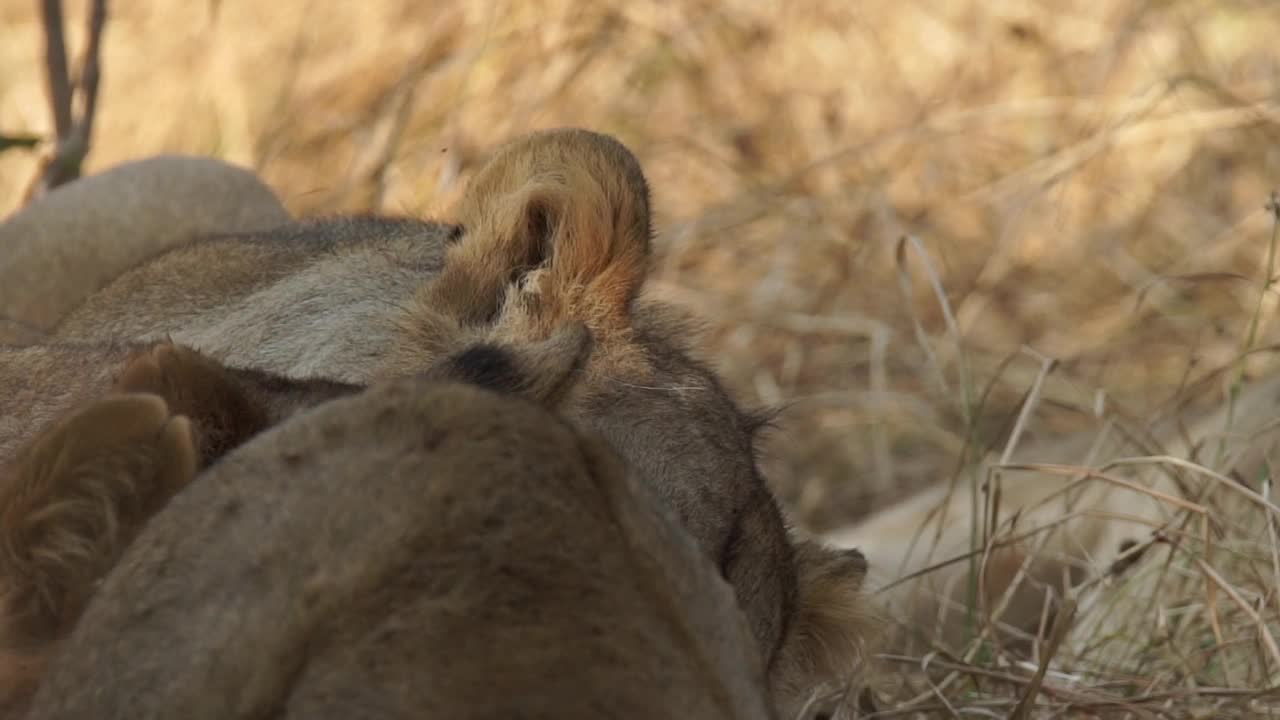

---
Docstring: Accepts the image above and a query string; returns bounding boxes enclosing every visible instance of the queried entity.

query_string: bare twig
[1009,595,1076,720]
[1195,557,1280,671]
[38,0,73,139]
[23,0,110,203]
[0,134,42,152]
[78,0,107,146]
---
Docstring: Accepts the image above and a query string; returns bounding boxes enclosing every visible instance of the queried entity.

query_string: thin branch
[38,0,72,139]
[0,134,42,152]
[1009,595,1076,720]
[24,0,110,203]
[77,0,107,146]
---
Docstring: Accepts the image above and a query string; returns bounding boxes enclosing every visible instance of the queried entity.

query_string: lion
[0,324,594,716]
[37,127,873,713]
[20,377,781,720]
[0,155,291,344]
[825,371,1280,659]
[0,342,353,715]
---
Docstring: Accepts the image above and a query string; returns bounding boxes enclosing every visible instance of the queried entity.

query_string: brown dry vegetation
[3,0,1280,716]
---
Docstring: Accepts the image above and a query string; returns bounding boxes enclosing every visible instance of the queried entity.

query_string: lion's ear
[426,128,654,337]
[770,540,877,715]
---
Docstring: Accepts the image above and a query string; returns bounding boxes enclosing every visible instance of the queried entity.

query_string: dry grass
[4,0,1280,716]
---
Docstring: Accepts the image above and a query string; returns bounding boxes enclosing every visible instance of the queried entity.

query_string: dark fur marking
[446,345,525,395]
[718,516,745,579]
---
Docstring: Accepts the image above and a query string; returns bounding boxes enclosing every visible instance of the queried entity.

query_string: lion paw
[0,393,197,646]
[114,342,267,464]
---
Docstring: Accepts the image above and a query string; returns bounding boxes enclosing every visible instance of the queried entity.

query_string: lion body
[0,155,290,344]
[826,373,1280,657]
[25,380,778,720]
[4,128,873,716]
[55,216,455,381]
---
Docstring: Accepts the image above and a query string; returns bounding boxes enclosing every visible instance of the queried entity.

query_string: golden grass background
[4,0,1280,713]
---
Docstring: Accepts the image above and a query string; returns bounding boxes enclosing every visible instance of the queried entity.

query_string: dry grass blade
[1104,456,1280,517]
[997,462,1209,515]
[1194,557,1280,672]
[1009,595,1074,720]
[895,234,969,421]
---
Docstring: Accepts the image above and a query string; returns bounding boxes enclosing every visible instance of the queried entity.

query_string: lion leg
[0,392,196,713]
[0,341,290,713]
[0,394,196,640]
[112,342,277,466]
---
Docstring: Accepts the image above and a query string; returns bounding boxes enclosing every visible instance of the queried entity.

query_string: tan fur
[0,341,358,466]
[379,128,654,380]
[0,341,360,715]
[771,540,878,719]
[0,156,290,344]
[0,324,599,714]
[41,128,872,713]
[0,394,195,716]
[26,379,778,720]
[426,127,651,339]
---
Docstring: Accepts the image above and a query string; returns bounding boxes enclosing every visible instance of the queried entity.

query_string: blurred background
[3,0,1279,534]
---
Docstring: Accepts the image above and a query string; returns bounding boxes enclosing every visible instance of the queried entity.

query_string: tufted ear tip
[429,128,654,335]
[770,538,879,720]
[841,546,868,576]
